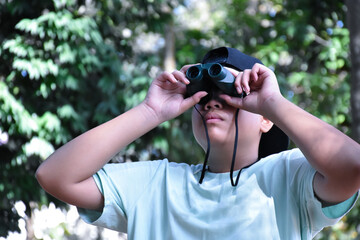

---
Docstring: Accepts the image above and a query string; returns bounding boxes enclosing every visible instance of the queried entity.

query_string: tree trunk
[346,0,360,143]
[163,20,176,72]
[26,203,35,240]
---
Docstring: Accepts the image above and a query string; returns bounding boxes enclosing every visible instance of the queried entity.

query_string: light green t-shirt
[78,148,358,240]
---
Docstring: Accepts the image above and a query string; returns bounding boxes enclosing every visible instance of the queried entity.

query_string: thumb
[181,92,208,110]
[220,94,245,109]
[221,94,260,114]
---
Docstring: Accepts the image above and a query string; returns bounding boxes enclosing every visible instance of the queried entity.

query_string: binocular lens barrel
[185,63,241,101]
[187,66,201,80]
[208,63,226,80]
[208,64,222,77]
[187,63,225,81]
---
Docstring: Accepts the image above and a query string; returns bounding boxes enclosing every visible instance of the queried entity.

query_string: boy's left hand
[223,64,360,205]
[221,63,283,116]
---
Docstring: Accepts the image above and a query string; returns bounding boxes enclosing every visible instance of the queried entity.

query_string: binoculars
[185,63,244,104]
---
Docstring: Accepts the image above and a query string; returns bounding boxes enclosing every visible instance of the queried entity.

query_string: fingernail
[236,87,242,94]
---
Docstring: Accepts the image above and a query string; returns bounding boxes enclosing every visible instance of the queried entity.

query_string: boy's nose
[204,98,223,110]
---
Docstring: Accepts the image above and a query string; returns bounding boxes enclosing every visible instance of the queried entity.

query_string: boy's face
[191,67,264,152]
[191,93,263,151]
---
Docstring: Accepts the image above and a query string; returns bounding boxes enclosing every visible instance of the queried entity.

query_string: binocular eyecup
[185,63,244,104]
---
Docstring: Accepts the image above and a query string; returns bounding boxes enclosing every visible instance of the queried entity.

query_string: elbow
[339,158,360,194]
[36,164,48,191]
[36,163,57,194]
[352,160,360,188]
[345,142,360,189]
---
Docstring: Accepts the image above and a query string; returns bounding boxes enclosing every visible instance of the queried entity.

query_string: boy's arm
[265,95,360,204]
[36,104,162,211]
[223,63,360,204]
[36,70,206,211]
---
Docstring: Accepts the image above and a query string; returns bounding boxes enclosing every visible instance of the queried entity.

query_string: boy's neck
[206,145,259,173]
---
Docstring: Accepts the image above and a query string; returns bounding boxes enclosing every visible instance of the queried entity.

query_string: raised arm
[36,69,206,211]
[223,64,360,204]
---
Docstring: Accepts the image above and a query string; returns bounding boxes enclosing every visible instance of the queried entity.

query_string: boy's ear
[260,116,274,134]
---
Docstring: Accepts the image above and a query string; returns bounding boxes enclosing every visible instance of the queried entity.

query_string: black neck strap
[196,107,241,186]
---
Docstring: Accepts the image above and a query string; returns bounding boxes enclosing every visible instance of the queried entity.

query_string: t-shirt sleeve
[287,149,359,235]
[77,159,165,232]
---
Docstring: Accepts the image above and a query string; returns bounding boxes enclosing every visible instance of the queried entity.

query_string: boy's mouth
[204,113,223,123]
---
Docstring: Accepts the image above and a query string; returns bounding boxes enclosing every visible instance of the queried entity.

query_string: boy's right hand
[36,65,206,212]
[142,67,208,123]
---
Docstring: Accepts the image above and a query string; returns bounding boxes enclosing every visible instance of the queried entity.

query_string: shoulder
[250,148,315,191]
[256,148,307,170]
[168,161,202,172]
[263,148,305,161]
[100,159,198,180]
[101,158,168,173]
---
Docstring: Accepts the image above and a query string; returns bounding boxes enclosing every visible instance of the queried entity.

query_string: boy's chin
[197,136,233,150]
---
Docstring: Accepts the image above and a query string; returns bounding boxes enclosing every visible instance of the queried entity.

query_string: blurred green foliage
[0,0,358,238]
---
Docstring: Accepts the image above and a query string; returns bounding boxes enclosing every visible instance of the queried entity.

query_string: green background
[1,0,359,239]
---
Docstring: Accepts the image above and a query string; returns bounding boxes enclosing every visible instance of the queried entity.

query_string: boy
[36,47,360,239]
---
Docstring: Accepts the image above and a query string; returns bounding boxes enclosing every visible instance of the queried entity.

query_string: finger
[179,64,199,74]
[219,94,244,109]
[181,91,208,110]
[157,71,178,84]
[250,63,276,89]
[250,63,262,83]
[234,72,243,94]
[225,67,244,95]
[251,63,275,82]
[172,70,190,84]
[241,69,251,95]
[225,67,240,77]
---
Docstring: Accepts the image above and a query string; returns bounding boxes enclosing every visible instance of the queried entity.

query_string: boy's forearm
[37,103,162,186]
[263,95,360,183]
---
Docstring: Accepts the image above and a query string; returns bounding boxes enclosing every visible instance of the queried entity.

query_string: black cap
[202,47,289,158]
